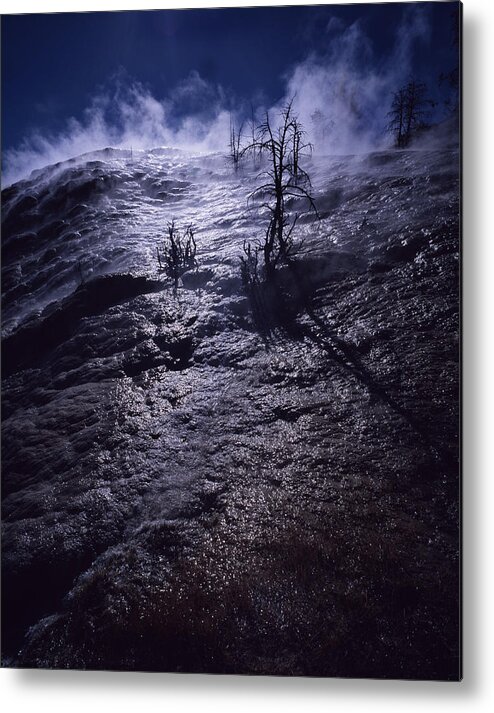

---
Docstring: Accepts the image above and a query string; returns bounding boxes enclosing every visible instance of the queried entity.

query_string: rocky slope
[1,144,460,677]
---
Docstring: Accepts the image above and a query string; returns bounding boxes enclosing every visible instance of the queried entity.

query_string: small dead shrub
[157,220,197,289]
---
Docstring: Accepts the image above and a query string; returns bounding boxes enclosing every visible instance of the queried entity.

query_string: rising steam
[2,6,433,186]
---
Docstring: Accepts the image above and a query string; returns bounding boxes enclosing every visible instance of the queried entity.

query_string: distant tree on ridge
[387,80,433,148]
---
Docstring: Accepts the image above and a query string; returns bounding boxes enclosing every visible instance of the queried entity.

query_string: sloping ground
[1,146,459,677]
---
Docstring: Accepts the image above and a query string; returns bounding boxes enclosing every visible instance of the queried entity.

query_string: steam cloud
[3,7,432,186]
[284,6,431,155]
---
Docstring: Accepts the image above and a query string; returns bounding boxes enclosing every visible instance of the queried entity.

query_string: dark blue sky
[2,2,460,154]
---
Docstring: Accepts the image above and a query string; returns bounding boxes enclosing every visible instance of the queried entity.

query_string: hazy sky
[1,2,460,182]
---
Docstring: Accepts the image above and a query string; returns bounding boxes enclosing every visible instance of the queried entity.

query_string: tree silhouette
[311,109,333,144]
[241,101,316,279]
[157,221,197,289]
[229,115,243,170]
[387,81,433,148]
[387,87,408,148]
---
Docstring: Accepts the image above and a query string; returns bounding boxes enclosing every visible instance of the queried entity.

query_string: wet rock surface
[1,147,459,677]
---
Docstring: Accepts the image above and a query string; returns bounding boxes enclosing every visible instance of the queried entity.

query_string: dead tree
[239,239,261,289]
[241,101,316,279]
[249,103,262,166]
[311,109,333,144]
[157,220,197,289]
[387,87,408,148]
[229,115,244,170]
[291,117,305,179]
[387,81,433,148]
[404,81,433,140]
